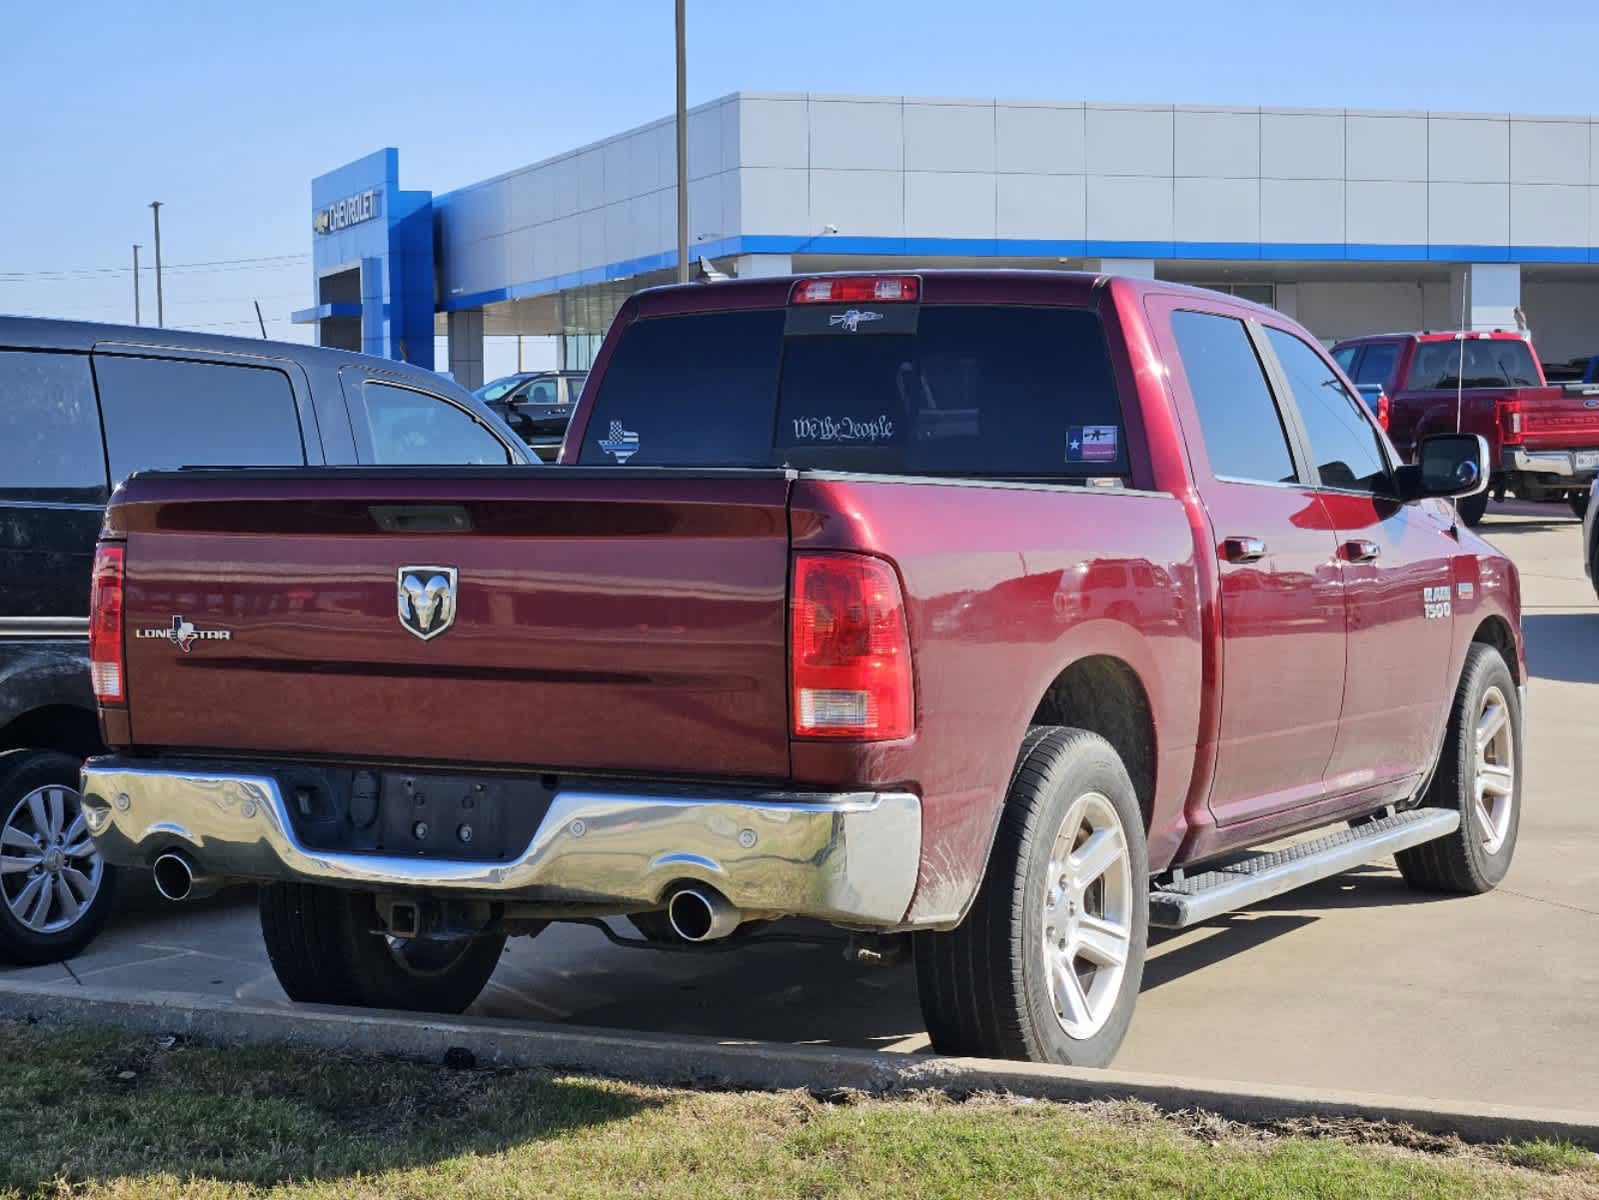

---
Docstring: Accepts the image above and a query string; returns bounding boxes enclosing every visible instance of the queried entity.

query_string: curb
[2,978,1595,1150]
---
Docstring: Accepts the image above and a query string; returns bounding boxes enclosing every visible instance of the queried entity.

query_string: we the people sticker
[790,414,896,442]
[1068,425,1119,463]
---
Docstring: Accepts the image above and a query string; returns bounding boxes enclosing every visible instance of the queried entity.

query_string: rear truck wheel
[1396,645,1521,894]
[259,882,506,1013]
[0,750,117,965]
[1569,492,1589,520]
[1455,491,1490,527]
[914,727,1148,1067]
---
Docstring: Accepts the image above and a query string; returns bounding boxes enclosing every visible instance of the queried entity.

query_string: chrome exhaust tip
[666,886,740,942]
[151,852,219,902]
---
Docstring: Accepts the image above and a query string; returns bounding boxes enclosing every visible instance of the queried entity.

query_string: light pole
[675,0,689,282]
[149,201,165,327]
[132,244,142,325]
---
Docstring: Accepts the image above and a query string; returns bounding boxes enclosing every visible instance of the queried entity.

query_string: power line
[0,252,310,282]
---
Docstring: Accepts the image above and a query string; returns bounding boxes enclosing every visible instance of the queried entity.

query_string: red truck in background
[79,272,1525,1068]
[1332,330,1599,524]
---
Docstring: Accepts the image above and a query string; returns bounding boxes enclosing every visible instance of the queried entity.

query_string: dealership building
[295,93,1599,386]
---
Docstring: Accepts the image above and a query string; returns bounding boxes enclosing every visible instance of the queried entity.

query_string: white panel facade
[1510,119,1589,186]
[997,174,1085,239]
[1084,106,1173,177]
[906,171,996,238]
[1346,114,1428,181]
[904,101,996,172]
[810,168,903,236]
[808,97,903,170]
[995,103,1085,174]
[738,96,808,169]
[1346,181,1428,244]
[434,92,1599,308]
[1429,116,1510,183]
[1174,178,1259,242]
[1429,182,1510,245]
[1511,185,1590,246]
[1260,111,1344,180]
[1260,179,1344,244]
[1086,175,1173,241]
[1174,110,1260,178]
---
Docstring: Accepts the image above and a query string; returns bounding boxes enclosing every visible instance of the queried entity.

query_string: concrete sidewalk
[4,500,1596,1112]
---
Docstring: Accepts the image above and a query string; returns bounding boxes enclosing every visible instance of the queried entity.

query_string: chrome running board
[1149,808,1461,929]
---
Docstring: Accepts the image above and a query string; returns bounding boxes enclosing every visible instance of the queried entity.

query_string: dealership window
[1170,311,1297,485]
[363,382,512,465]
[94,355,307,482]
[1197,283,1277,309]
[0,351,107,502]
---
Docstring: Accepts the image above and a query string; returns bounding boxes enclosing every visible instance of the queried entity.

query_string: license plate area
[1575,451,1599,471]
[274,765,557,862]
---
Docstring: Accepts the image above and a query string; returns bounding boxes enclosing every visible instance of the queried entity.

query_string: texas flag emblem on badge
[1068,425,1119,463]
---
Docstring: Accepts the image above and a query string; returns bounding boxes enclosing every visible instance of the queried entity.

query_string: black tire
[0,750,118,966]
[1455,490,1490,527]
[914,727,1148,1067]
[1569,492,1589,520]
[259,882,505,1013]
[1396,645,1521,894]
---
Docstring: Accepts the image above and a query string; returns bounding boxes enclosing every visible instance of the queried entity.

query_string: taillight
[791,275,919,304]
[1376,390,1391,432]
[790,553,914,740]
[89,544,126,706]
[1501,400,1523,445]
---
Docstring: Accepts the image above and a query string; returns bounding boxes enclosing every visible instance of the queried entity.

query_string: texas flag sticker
[1068,425,1119,463]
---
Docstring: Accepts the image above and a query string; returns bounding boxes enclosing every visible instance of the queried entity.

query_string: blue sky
[2,0,1596,366]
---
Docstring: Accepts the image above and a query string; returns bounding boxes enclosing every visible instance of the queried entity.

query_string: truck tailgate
[1514,384,1599,450]
[109,469,794,780]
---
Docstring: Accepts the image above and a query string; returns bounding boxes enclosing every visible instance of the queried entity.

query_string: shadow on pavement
[1143,912,1315,992]
[1522,613,1599,685]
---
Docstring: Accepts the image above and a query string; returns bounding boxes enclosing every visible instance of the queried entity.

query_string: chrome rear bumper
[80,758,922,929]
[1503,447,1599,480]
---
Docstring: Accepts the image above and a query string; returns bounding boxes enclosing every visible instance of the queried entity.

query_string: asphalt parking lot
[4,500,1595,1109]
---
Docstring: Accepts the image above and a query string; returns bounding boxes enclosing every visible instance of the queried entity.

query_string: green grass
[1,1020,1594,1199]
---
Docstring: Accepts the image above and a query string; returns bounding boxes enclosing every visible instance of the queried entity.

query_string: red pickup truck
[79,272,1525,1067]
[1331,330,1599,523]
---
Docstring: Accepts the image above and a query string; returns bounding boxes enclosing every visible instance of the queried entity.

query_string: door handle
[1342,539,1381,563]
[1221,536,1267,563]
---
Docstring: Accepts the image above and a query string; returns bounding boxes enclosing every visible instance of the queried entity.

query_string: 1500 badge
[135,615,232,653]
[1422,586,1452,620]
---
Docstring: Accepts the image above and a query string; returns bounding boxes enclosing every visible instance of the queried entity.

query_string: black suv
[474,370,587,461]
[0,317,527,964]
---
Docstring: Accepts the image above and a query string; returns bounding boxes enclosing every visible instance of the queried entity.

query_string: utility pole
[674,0,689,282]
[149,201,165,327]
[132,244,142,324]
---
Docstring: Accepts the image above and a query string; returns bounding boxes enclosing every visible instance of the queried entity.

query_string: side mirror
[1396,433,1490,501]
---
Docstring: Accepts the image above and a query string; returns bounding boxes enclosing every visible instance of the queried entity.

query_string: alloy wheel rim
[1041,790,1134,1040]
[1474,685,1515,856]
[1,785,104,934]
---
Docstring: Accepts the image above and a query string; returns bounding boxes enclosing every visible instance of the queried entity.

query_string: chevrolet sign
[314,189,379,235]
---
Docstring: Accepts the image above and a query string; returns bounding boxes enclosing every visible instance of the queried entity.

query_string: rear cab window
[1406,338,1541,390]
[92,354,308,482]
[577,299,1127,479]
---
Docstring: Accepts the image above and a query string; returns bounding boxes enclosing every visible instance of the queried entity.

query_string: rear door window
[0,350,107,502]
[1169,311,1298,485]
[362,382,514,464]
[94,355,306,483]
[578,304,1126,476]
